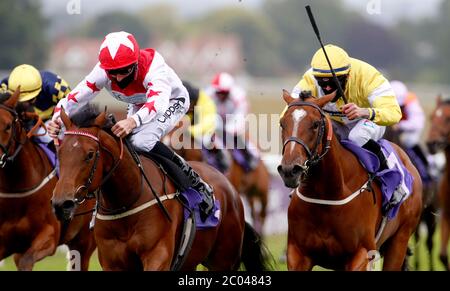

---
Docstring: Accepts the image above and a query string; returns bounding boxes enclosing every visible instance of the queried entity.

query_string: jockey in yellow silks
[288,44,401,171]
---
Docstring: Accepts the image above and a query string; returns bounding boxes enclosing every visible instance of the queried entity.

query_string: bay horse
[51,105,269,271]
[426,95,450,271]
[0,90,96,270]
[277,90,422,270]
[384,126,439,270]
[164,119,270,235]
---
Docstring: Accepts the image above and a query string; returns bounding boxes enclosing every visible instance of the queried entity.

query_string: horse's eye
[312,121,320,130]
[85,151,95,162]
[4,123,11,132]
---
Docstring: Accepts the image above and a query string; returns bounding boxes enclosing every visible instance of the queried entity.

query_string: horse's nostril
[292,165,303,175]
[277,165,284,174]
[62,200,75,210]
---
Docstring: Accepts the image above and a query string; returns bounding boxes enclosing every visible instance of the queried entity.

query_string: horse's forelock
[70,103,104,128]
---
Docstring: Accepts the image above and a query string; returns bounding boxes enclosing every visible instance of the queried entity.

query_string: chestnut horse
[0,90,96,270]
[427,96,450,271]
[51,105,268,271]
[164,119,270,235]
[277,90,422,270]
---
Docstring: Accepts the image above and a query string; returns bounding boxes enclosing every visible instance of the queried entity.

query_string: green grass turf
[0,224,448,271]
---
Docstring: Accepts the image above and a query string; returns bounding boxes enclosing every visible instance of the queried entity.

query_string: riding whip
[305,5,348,104]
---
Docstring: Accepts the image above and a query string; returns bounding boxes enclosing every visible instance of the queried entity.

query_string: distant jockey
[205,72,260,171]
[391,80,438,184]
[183,80,230,172]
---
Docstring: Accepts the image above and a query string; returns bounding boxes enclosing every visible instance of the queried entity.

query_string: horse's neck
[301,137,360,199]
[0,139,48,191]
[99,149,144,211]
[444,148,450,178]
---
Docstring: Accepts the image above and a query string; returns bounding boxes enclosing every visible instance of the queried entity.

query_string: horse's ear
[437,94,443,105]
[282,89,295,104]
[60,106,73,128]
[94,111,107,127]
[315,91,337,108]
[4,86,20,108]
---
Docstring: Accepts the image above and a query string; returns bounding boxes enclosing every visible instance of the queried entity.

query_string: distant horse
[384,126,439,270]
[164,119,270,235]
[427,95,450,271]
[51,105,269,271]
[277,90,422,270]
[227,150,270,235]
[0,90,96,270]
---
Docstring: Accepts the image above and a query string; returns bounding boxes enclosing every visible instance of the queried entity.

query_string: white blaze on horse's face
[290,109,307,154]
[73,141,79,148]
[436,108,443,118]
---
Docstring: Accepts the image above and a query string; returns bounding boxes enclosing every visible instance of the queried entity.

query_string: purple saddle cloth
[341,139,413,219]
[37,143,59,177]
[180,188,220,229]
[231,149,252,172]
[202,148,221,171]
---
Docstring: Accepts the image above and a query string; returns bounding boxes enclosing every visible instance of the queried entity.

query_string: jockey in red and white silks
[52,31,189,152]
[48,31,215,220]
[205,72,248,137]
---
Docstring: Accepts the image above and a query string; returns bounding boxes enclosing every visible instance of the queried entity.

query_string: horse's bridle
[0,104,27,168]
[63,130,124,205]
[281,101,334,173]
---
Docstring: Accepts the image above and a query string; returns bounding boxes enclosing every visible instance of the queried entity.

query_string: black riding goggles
[315,75,347,89]
[106,63,136,76]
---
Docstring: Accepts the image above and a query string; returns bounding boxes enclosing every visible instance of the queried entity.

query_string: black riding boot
[209,148,229,173]
[234,135,259,171]
[362,139,388,172]
[151,141,214,221]
[243,148,259,171]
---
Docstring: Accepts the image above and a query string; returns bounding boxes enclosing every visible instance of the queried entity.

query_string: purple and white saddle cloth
[180,188,220,229]
[341,139,414,220]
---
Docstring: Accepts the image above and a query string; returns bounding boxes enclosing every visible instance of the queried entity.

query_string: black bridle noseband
[282,100,333,173]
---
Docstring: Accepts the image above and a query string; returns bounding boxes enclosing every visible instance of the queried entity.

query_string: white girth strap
[0,168,57,198]
[96,192,178,221]
[294,180,370,206]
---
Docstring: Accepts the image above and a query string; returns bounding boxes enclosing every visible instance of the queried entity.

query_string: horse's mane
[70,103,113,130]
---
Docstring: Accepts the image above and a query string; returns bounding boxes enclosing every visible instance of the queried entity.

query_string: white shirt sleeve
[53,63,107,120]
